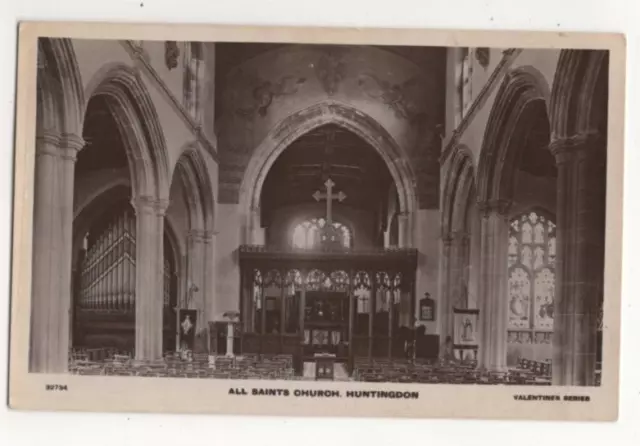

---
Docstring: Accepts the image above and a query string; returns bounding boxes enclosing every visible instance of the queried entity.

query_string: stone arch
[36,38,85,137]
[477,66,550,204]
[84,63,170,202]
[441,144,476,236]
[549,50,609,140]
[172,145,216,233]
[239,101,417,222]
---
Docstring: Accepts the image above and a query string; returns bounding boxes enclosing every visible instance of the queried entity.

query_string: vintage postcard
[8,21,625,421]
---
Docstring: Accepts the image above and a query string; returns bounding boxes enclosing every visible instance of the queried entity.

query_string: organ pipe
[79,205,175,314]
[80,207,137,312]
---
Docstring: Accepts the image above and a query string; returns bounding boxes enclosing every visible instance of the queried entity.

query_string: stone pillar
[154,200,168,356]
[550,134,605,386]
[187,230,206,328]
[203,230,217,323]
[58,134,84,367]
[29,131,83,373]
[249,206,265,245]
[436,234,453,337]
[477,200,510,371]
[397,211,411,248]
[448,231,469,328]
[132,196,166,361]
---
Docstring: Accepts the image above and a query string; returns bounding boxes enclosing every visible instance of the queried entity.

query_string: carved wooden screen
[251,269,263,333]
[353,271,371,335]
[507,211,556,345]
[374,272,393,336]
[263,269,283,333]
[284,269,303,334]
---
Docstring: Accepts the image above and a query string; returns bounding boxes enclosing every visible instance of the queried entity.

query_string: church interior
[30,39,608,386]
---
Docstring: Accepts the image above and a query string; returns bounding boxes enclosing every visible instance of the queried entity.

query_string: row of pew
[352,357,552,385]
[68,348,298,380]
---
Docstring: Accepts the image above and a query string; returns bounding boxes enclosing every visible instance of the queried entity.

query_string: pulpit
[208,320,241,356]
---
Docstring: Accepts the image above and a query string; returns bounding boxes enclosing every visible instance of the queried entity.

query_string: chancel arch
[237,118,418,372]
[239,101,418,247]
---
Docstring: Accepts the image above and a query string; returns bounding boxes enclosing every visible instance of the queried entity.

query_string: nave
[31,40,608,387]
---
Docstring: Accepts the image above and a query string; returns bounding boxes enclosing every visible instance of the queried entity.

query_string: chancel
[30,39,607,386]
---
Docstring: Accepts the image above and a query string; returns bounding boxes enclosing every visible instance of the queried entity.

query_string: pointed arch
[37,38,85,136]
[172,145,216,233]
[549,50,609,139]
[477,66,550,204]
[441,144,476,236]
[84,63,170,201]
[239,101,417,220]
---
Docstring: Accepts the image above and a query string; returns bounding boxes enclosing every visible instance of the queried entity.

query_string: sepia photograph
[7,22,625,421]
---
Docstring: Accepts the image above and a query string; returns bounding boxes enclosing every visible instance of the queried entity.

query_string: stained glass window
[292,217,351,250]
[508,211,556,333]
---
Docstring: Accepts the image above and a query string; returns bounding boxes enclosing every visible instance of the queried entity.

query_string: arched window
[291,217,352,250]
[508,211,556,338]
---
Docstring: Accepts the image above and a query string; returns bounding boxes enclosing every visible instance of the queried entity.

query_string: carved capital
[549,132,605,165]
[477,199,511,218]
[36,131,85,161]
[60,133,85,161]
[187,229,208,243]
[154,199,170,216]
[35,130,62,157]
[131,196,167,216]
